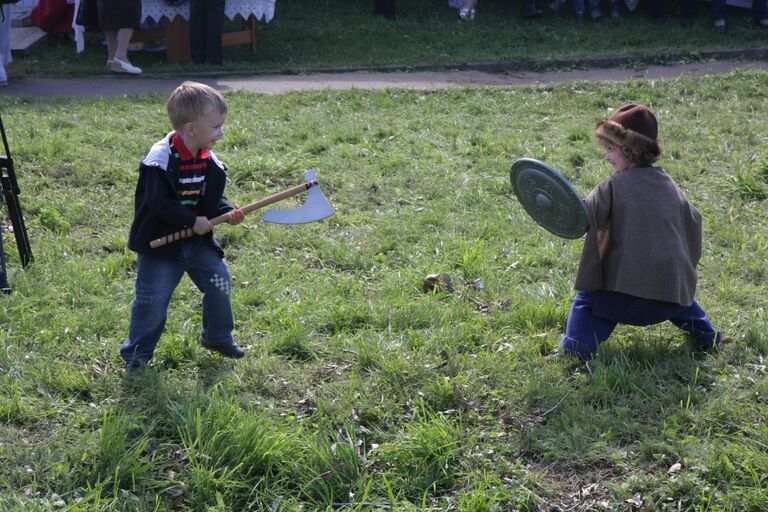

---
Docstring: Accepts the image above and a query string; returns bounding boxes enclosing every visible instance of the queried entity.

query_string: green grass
[2,71,768,510]
[9,0,768,77]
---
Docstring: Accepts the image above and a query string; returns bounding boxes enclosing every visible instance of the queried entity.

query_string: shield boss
[510,158,587,239]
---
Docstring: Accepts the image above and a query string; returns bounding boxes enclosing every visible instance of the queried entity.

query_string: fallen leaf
[422,273,456,293]
[468,278,485,290]
[626,492,643,507]
[165,485,184,497]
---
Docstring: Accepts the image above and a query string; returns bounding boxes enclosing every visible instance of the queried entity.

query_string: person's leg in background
[190,0,225,64]
[646,0,664,24]
[608,0,620,17]
[0,5,12,86]
[105,28,141,73]
[680,0,696,27]
[190,0,206,63]
[110,28,136,64]
[374,0,396,20]
[522,0,543,18]
[753,0,768,27]
[99,0,142,74]
[711,0,727,32]
[459,0,478,21]
[586,0,602,20]
[571,0,586,24]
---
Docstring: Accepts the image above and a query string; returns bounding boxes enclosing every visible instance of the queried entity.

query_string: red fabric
[31,0,74,33]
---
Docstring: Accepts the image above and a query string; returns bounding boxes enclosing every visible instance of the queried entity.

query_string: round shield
[510,158,587,239]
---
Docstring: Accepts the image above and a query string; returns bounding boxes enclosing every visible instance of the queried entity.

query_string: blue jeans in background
[561,290,721,361]
[121,236,235,367]
[551,0,587,13]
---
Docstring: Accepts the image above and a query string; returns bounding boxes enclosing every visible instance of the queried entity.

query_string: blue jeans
[553,0,595,13]
[572,0,602,13]
[121,237,235,366]
[561,291,721,360]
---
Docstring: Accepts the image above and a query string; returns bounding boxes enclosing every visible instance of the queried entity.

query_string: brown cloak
[574,166,702,306]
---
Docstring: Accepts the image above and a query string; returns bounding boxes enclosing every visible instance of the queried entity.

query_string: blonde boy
[121,81,245,369]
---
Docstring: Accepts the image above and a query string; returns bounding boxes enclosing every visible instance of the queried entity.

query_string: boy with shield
[558,103,722,361]
[121,81,245,370]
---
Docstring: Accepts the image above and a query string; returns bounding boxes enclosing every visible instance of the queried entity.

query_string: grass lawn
[1,69,768,510]
[9,0,768,77]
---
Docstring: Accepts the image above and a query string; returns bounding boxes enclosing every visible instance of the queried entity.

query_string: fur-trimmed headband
[595,103,662,164]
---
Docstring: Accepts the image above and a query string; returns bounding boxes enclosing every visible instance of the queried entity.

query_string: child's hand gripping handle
[149,180,319,249]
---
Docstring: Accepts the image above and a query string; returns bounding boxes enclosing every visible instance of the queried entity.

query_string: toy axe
[150,170,334,249]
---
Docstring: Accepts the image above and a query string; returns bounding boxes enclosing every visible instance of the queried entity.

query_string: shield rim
[510,157,587,239]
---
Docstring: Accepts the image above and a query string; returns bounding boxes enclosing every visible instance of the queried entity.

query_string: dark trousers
[374,0,395,19]
[648,0,768,21]
[190,0,225,65]
[647,0,696,20]
[711,0,767,21]
[561,291,721,361]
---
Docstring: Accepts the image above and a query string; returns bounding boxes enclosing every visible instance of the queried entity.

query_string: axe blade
[261,170,335,224]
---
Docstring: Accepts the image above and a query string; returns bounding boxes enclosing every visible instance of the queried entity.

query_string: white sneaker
[109,58,142,75]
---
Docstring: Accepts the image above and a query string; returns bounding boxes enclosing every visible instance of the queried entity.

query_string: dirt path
[3,60,768,97]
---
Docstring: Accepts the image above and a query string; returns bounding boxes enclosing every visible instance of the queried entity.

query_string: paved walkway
[3,60,768,97]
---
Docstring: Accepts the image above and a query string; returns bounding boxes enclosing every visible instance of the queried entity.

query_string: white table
[134,0,276,63]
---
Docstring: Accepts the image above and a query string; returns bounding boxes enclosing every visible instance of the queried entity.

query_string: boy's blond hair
[167,81,228,130]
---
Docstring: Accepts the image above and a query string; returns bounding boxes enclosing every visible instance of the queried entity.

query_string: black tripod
[0,113,33,293]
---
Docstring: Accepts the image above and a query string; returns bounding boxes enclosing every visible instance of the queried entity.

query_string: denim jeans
[552,0,596,13]
[121,236,234,366]
[561,291,721,360]
[571,0,602,13]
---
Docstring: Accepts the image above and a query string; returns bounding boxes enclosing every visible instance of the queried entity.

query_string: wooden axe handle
[149,179,318,249]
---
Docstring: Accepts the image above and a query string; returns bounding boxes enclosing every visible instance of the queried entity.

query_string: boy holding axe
[121,81,245,370]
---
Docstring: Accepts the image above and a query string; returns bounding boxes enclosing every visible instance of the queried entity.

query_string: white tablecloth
[73,0,275,53]
[141,0,275,24]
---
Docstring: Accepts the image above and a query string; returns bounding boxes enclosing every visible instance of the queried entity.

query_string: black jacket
[127,132,233,259]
